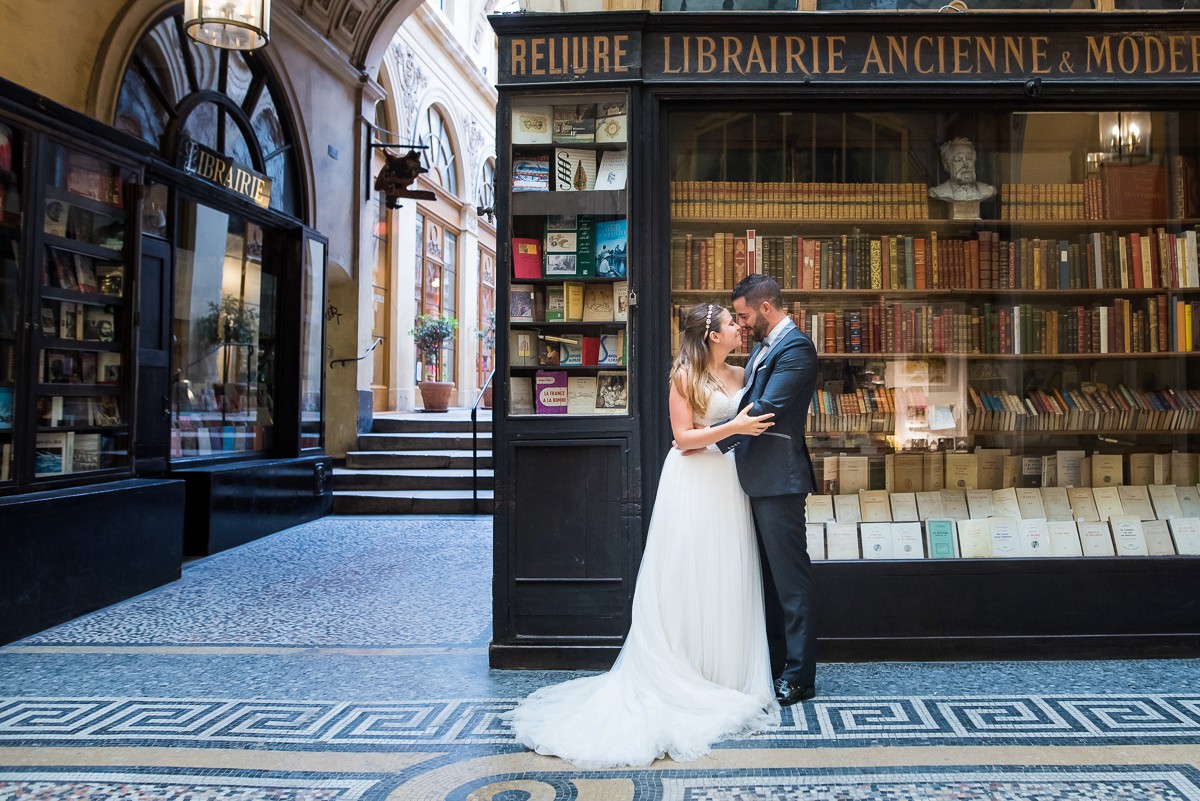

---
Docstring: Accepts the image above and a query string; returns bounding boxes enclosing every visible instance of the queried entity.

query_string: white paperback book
[890,522,925,559]
[1091,486,1125,521]
[957,518,993,558]
[806,523,827,561]
[834,494,863,523]
[1116,485,1156,521]
[1141,519,1176,556]
[1168,517,1200,555]
[1148,484,1184,520]
[860,522,893,559]
[1067,487,1101,522]
[826,521,861,560]
[1047,520,1084,557]
[965,489,996,520]
[1078,521,1117,556]
[940,489,970,521]
[991,487,1022,520]
[859,490,893,523]
[1056,449,1087,488]
[1015,487,1047,520]
[1016,518,1050,558]
[806,494,835,524]
[988,517,1021,557]
[889,492,920,522]
[595,150,628,190]
[1040,487,1074,521]
[1108,515,1150,556]
[915,491,945,520]
[1175,485,1200,518]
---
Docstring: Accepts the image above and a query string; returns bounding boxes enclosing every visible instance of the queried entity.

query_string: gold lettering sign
[179,138,273,209]
[505,33,639,80]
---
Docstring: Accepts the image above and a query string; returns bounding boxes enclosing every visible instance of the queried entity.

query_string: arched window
[416,107,458,196]
[114,12,304,218]
[476,158,496,221]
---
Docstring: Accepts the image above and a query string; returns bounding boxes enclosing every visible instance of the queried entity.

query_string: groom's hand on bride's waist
[672,439,708,456]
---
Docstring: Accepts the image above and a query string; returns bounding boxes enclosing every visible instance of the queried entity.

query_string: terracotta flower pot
[482,385,493,409]
[418,380,454,412]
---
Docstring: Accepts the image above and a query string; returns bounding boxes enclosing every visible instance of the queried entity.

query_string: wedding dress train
[506,388,778,768]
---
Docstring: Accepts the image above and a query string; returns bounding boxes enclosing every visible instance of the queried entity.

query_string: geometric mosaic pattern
[0,772,377,801]
[2,695,1200,749]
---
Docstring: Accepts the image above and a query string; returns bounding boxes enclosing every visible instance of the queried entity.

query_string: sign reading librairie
[178,138,272,208]
[500,27,1200,83]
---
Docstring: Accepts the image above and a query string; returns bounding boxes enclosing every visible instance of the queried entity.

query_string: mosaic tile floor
[2,515,1199,800]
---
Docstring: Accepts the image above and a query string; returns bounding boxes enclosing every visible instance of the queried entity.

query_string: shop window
[414,215,460,385]
[114,12,304,219]
[814,0,1092,7]
[171,200,278,459]
[300,236,326,449]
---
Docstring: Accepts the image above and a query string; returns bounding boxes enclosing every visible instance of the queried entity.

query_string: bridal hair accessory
[705,303,714,330]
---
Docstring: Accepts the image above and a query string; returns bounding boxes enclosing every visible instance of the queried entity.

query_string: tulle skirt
[505,446,779,768]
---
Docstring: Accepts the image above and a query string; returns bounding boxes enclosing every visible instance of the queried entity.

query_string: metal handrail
[471,369,495,507]
[329,337,383,369]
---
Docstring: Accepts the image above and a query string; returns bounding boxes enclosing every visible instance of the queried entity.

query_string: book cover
[83,306,115,341]
[1142,519,1176,555]
[509,376,534,415]
[1016,518,1050,557]
[915,490,945,520]
[598,333,622,365]
[545,230,577,254]
[839,456,869,494]
[512,155,550,192]
[1091,486,1125,521]
[1109,514,1150,556]
[563,281,585,322]
[925,518,958,558]
[512,105,553,144]
[1047,520,1084,557]
[806,523,827,561]
[534,370,568,414]
[44,198,69,237]
[1040,486,1074,521]
[552,103,596,144]
[34,431,71,476]
[558,335,583,365]
[825,521,861,560]
[74,254,98,292]
[594,219,628,278]
[859,521,893,559]
[0,385,12,429]
[1091,453,1123,487]
[859,489,892,523]
[944,452,978,489]
[988,517,1021,557]
[97,351,121,384]
[544,286,565,322]
[574,216,596,277]
[806,494,835,525]
[884,453,924,493]
[508,331,537,367]
[554,148,597,191]
[582,283,615,322]
[1175,484,1200,517]
[1101,163,1168,219]
[512,237,543,279]
[889,492,919,522]
[594,99,627,144]
[595,370,628,414]
[1078,520,1116,556]
[956,518,993,557]
[890,521,924,559]
[939,489,970,521]
[991,487,1021,519]
[923,452,945,490]
[612,281,629,322]
[596,150,627,191]
[965,488,995,519]
[509,284,535,322]
[1067,486,1101,521]
[538,337,561,366]
[1148,484,1184,519]
[545,254,578,277]
[1117,484,1156,520]
[1167,517,1200,555]
[566,376,598,414]
[833,493,862,523]
[71,432,101,472]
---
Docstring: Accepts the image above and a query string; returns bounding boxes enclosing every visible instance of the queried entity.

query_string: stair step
[333,490,494,515]
[371,417,492,434]
[356,432,492,451]
[344,450,493,470]
[333,468,495,491]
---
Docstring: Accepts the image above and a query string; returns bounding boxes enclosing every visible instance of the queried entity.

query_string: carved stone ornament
[390,42,428,137]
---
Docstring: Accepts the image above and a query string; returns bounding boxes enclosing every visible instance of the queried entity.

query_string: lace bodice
[696,387,745,427]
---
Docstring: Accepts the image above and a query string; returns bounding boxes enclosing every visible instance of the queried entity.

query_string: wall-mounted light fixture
[1099,111,1152,164]
[184,0,271,51]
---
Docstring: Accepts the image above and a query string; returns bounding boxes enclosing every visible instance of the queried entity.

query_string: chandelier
[184,0,271,51]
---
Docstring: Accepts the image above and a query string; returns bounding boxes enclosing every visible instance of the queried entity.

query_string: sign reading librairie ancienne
[178,138,272,208]
[499,28,1200,83]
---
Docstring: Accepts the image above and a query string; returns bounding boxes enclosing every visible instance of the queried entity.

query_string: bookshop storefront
[491,11,1200,667]
[0,12,330,643]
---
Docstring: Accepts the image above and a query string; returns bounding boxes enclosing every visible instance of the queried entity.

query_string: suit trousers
[750,492,816,688]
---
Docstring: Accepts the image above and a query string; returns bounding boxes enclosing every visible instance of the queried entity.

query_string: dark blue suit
[719,324,819,688]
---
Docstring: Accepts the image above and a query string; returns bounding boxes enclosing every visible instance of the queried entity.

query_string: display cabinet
[0,121,22,484]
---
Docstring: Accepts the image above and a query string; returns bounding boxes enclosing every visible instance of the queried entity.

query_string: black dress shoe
[774,678,816,706]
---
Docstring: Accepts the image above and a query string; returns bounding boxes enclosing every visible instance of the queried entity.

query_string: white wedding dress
[506,387,779,768]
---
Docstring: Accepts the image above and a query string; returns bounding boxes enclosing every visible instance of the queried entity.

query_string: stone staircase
[333,411,493,515]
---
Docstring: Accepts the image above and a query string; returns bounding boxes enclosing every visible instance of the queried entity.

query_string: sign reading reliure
[501,30,1200,83]
[179,137,272,208]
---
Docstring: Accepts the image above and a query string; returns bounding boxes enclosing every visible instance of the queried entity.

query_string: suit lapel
[750,326,798,390]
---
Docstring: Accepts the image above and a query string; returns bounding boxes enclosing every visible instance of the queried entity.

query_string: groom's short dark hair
[732,274,783,310]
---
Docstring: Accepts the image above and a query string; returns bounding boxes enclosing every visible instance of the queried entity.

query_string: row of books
[36,393,122,428]
[998,183,1087,221]
[170,421,266,457]
[39,349,121,385]
[810,483,1200,525]
[43,247,123,294]
[512,149,626,193]
[807,515,1200,560]
[513,217,627,280]
[669,228,1200,293]
[787,297,1200,355]
[41,301,116,342]
[968,383,1200,433]
[34,430,115,476]
[509,370,628,416]
[807,386,896,434]
[511,101,626,146]
[43,198,125,251]
[510,281,629,324]
[669,181,932,221]
[510,329,625,368]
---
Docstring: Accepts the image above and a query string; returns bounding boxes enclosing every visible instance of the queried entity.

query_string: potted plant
[411,313,458,412]
[475,309,496,409]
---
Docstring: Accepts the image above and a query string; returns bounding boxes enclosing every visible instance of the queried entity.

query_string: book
[1109,514,1150,556]
[512,155,550,191]
[0,386,12,429]
[825,521,860,560]
[557,335,582,365]
[563,281,585,321]
[612,281,629,322]
[1148,484,1184,520]
[806,523,826,561]
[1056,449,1087,488]
[965,488,995,519]
[833,493,862,523]
[890,522,924,559]
[44,198,69,237]
[595,370,628,414]
[1015,487,1047,520]
[885,453,924,493]
[1176,485,1200,517]
[915,490,945,520]
[806,494,835,524]
[582,283,615,322]
[1091,486,1125,521]
[596,150,627,191]
[957,518,993,558]
[988,517,1021,557]
[534,370,568,414]
[566,376,598,414]
[991,487,1021,519]
[509,284,535,322]
[1067,487,1101,522]
[544,286,565,322]
[595,99,627,144]
[1091,454,1123,487]
[71,433,101,472]
[96,352,121,384]
[1016,518,1050,557]
[82,306,115,341]
[512,105,553,144]
[860,522,893,559]
[1141,519,1176,555]
[859,489,892,523]
[552,103,596,144]
[538,337,560,366]
[512,237,543,279]
[839,456,870,494]
[1117,484,1156,520]
[545,254,578,277]
[34,431,72,476]
[944,452,978,489]
[1047,520,1084,557]
[594,219,628,278]
[554,148,597,191]
[923,452,945,490]
[925,518,958,558]
[1078,521,1116,556]
[73,254,98,292]
[509,376,534,415]
[940,489,970,521]
[889,492,919,522]
[1040,486,1074,521]
[1167,517,1200,555]
[1101,163,1168,219]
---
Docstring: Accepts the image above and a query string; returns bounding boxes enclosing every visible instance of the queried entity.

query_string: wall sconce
[1099,111,1151,164]
[184,0,271,51]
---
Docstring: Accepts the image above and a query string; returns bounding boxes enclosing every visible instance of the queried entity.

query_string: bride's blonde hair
[671,303,722,418]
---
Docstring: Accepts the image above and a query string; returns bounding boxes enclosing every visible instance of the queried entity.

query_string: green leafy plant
[198,294,259,345]
[410,313,458,381]
[475,309,496,352]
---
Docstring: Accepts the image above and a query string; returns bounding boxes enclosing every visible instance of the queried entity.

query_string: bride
[506,302,780,768]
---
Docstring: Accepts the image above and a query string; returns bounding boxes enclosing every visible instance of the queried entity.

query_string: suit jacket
[720,325,819,498]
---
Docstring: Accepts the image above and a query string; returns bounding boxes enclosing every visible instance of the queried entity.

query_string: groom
[719,274,820,705]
